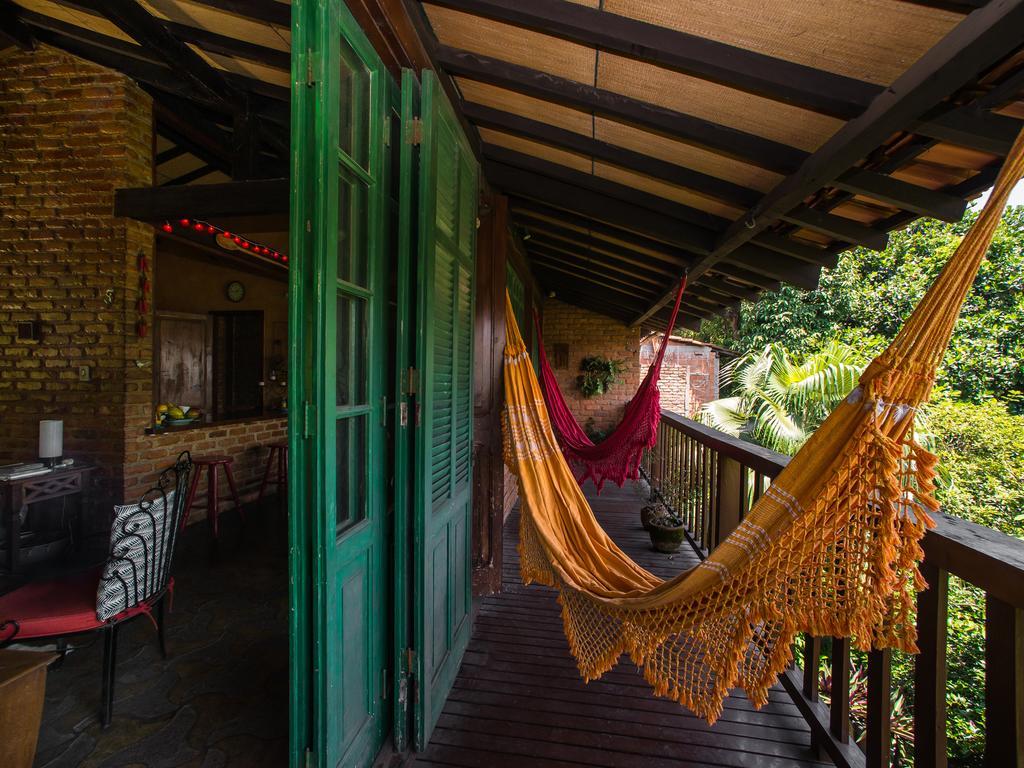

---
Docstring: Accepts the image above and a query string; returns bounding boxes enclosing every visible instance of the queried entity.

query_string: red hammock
[534,276,687,491]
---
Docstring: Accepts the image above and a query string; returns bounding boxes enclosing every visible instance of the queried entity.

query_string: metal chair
[0,452,193,728]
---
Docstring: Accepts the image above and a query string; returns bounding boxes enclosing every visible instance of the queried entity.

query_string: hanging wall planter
[576,355,624,398]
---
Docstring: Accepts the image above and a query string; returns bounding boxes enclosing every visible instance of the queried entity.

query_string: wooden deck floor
[413,482,830,768]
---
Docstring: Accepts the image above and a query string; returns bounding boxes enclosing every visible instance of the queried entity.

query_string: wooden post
[866,648,892,768]
[715,455,743,547]
[914,562,948,768]
[985,595,1023,767]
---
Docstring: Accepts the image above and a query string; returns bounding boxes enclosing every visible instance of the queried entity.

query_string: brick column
[0,45,154,507]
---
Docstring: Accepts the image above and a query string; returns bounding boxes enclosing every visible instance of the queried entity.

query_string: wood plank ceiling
[3,0,1024,331]
[2,0,292,186]
[415,0,1024,331]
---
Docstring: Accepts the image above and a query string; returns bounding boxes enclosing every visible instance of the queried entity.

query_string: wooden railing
[641,410,1024,768]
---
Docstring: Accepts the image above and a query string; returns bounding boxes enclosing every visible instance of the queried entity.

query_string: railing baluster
[830,636,851,745]
[866,648,892,768]
[984,595,1023,766]
[915,562,948,768]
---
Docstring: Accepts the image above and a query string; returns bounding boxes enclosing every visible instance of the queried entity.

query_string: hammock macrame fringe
[502,128,1024,724]
[535,276,687,491]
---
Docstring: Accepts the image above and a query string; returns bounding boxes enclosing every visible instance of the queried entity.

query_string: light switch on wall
[78,365,91,382]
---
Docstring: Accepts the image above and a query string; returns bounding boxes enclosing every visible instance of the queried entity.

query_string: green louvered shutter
[411,70,478,749]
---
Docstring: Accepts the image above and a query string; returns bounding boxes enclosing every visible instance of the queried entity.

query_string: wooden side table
[0,464,95,575]
[0,649,57,768]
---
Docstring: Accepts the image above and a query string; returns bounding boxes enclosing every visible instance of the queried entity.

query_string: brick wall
[123,417,287,515]
[640,336,721,418]
[0,45,153,505]
[540,299,640,433]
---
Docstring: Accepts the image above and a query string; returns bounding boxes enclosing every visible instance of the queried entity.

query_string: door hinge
[383,115,392,147]
[406,367,418,395]
[305,748,315,768]
[303,401,315,439]
[381,395,388,427]
[406,117,422,146]
[382,668,389,700]
[305,48,316,87]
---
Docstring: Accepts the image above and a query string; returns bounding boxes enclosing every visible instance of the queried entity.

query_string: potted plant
[648,511,686,553]
[576,355,624,398]
[639,498,666,531]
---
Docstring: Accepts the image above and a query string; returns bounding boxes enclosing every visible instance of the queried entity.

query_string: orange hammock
[535,277,687,491]
[502,128,1024,723]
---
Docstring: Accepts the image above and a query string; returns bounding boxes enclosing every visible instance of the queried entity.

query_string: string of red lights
[160,218,288,265]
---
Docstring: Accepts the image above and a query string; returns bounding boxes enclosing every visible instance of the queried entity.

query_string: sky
[973,178,1024,208]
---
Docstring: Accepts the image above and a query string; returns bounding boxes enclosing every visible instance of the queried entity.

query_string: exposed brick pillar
[0,45,154,506]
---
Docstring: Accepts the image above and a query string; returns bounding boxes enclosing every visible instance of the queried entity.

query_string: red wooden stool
[257,441,288,502]
[181,456,243,539]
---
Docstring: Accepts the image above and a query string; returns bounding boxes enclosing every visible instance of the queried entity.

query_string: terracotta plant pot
[640,502,665,532]
[648,515,686,553]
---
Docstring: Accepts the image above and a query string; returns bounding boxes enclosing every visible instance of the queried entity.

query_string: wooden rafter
[423,0,880,119]
[523,228,677,277]
[484,144,728,233]
[466,102,760,208]
[0,0,33,50]
[86,0,235,105]
[490,162,709,254]
[633,0,1024,325]
[436,46,809,174]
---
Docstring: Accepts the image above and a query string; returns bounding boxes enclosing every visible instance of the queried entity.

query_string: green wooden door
[407,70,479,749]
[290,2,391,766]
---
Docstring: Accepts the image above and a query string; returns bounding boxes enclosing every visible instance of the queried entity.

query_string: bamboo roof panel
[602,0,963,86]
[596,52,843,152]
[424,4,596,84]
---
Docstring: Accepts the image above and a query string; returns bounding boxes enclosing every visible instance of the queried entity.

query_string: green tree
[695,206,1024,410]
[699,341,865,454]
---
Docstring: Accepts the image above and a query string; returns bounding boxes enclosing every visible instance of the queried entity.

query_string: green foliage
[694,207,1024,765]
[699,341,866,454]
[696,206,1024,411]
[576,355,624,398]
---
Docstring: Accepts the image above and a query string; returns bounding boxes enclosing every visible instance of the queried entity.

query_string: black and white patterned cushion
[95,490,175,621]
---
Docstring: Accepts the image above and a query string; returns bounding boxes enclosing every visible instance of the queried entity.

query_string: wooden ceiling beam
[163,164,215,186]
[695,274,762,302]
[176,0,290,28]
[781,205,889,251]
[750,231,838,268]
[484,144,729,234]
[465,102,759,208]
[527,253,657,300]
[528,239,665,286]
[509,199,692,265]
[525,229,676,278]
[634,0,1024,326]
[164,20,289,70]
[87,0,235,106]
[529,262,652,307]
[425,0,879,119]
[914,106,1023,155]
[725,246,821,291]
[436,46,808,174]
[155,144,189,165]
[115,178,288,221]
[0,0,34,51]
[710,263,781,293]
[832,167,968,222]
[490,162,706,255]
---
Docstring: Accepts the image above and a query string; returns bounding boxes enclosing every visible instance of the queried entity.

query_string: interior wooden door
[289,2,391,766]
[409,69,479,750]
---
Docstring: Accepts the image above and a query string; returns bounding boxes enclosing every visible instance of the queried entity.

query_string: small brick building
[640,334,729,418]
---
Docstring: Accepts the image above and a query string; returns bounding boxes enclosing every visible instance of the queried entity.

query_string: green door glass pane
[336,414,367,535]
[337,293,367,406]
[338,36,369,170]
[339,170,369,287]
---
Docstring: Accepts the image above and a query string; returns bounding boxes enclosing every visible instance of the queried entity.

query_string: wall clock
[226,280,245,302]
